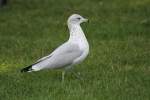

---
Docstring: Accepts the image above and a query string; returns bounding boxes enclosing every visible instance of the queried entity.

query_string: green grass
[0,0,150,100]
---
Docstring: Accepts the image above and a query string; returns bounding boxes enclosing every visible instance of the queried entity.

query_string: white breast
[68,24,89,65]
[72,35,89,65]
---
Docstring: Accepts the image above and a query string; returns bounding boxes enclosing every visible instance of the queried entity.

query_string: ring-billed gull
[21,14,89,80]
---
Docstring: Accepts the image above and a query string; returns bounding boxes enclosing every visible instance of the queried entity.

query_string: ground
[0,0,150,100]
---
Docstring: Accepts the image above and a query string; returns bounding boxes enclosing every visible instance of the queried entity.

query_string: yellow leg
[62,71,65,82]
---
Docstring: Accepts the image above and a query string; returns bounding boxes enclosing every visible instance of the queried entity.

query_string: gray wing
[32,43,83,70]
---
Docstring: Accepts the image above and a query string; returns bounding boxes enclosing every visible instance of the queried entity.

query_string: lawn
[0,0,150,100]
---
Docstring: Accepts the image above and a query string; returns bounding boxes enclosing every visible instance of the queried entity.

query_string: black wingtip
[21,65,32,73]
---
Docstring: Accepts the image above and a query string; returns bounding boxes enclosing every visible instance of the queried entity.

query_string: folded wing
[31,43,83,71]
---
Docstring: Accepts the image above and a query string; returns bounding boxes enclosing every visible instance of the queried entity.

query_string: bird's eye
[77,17,81,20]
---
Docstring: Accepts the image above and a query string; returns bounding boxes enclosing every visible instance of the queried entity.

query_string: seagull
[21,14,89,80]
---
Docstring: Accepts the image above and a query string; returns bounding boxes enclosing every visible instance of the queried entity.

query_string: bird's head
[67,14,88,25]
